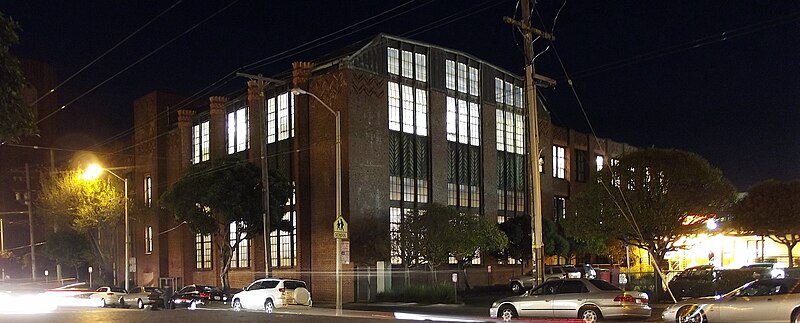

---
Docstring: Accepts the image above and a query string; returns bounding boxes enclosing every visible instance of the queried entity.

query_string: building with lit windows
[128,34,637,302]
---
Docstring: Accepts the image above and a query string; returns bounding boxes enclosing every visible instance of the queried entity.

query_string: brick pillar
[247,80,264,162]
[209,96,228,159]
[292,61,314,286]
[177,109,196,170]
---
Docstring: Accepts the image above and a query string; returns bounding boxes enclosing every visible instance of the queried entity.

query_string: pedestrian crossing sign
[333,215,348,239]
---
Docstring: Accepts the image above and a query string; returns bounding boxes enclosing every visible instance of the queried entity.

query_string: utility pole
[504,0,554,285]
[25,163,36,281]
[236,72,284,278]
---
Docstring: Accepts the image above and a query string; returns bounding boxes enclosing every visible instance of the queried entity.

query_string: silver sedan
[490,278,651,323]
[662,278,800,323]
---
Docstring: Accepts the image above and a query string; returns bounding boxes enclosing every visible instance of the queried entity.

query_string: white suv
[231,278,312,313]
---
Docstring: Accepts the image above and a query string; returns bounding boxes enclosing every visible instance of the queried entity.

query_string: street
[0,301,665,323]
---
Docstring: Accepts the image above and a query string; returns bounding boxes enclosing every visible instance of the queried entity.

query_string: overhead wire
[402,0,509,38]
[28,0,184,109]
[36,0,241,126]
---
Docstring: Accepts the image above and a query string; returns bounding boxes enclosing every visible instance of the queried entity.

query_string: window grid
[144,175,152,207]
[388,82,427,136]
[229,222,250,268]
[266,93,294,144]
[575,150,587,182]
[271,185,296,268]
[553,145,566,179]
[145,226,153,254]
[226,105,250,154]
[195,233,212,269]
[192,120,210,164]
[554,197,567,221]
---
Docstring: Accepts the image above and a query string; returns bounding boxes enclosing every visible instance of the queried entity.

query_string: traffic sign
[333,215,348,239]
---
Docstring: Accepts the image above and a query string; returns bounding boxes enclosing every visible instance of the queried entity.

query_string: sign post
[333,215,348,315]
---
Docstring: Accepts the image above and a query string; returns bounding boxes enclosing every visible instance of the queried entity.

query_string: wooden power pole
[504,0,554,285]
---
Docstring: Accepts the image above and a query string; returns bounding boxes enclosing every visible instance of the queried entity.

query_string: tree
[732,180,800,268]
[37,169,125,284]
[0,12,37,143]
[542,218,570,263]
[449,211,508,290]
[396,203,507,286]
[496,215,532,272]
[563,149,736,270]
[43,229,93,279]
[160,156,293,291]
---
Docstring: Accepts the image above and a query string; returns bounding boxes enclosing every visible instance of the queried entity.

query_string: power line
[28,0,184,109]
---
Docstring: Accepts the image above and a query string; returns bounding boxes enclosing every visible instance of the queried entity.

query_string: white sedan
[662,278,800,323]
[89,286,127,307]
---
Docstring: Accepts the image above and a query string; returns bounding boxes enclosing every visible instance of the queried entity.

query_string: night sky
[3,0,800,191]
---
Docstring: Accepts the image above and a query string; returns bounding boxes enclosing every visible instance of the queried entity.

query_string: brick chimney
[176,109,196,169]
[208,96,228,159]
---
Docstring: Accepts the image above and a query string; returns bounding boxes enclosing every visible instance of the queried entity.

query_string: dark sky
[3,0,800,191]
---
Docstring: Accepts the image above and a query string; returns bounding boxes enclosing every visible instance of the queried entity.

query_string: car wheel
[233,299,243,312]
[119,297,125,306]
[264,299,274,314]
[101,298,107,307]
[499,305,517,322]
[677,305,707,323]
[579,306,602,323]
[510,282,522,294]
[137,299,144,309]
[792,309,800,323]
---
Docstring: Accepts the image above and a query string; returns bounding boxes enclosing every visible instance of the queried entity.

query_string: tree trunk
[461,265,471,291]
[788,243,795,268]
[219,241,232,291]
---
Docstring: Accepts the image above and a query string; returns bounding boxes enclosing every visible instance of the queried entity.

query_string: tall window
[554,197,567,221]
[388,46,429,205]
[192,120,210,164]
[226,103,249,154]
[144,226,153,254]
[266,93,294,144]
[195,233,212,269]
[271,185,297,268]
[229,221,249,268]
[496,77,526,218]
[446,59,481,209]
[144,175,152,207]
[575,150,587,182]
[553,145,566,179]
[596,155,605,172]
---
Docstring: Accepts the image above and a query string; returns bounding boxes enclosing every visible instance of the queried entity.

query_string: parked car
[662,278,800,322]
[668,265,759,299]
[168,285,228,308]
[510,265,582,293]
[121,286,164,309]
[742,263,785,279]
[491,278,650,323]
[231,278,312,313]
[89,286,127,307]
[576,263,597,279]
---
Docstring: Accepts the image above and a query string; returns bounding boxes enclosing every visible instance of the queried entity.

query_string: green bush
[376,283,455,304]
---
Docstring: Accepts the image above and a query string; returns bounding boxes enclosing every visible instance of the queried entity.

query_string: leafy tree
[37,169,125,284]
[160,156,292,290]
[732,180,800,268]
[0,12,37,143]
[449,211,508,290]
[542,218,570,263]
[563,149,736,269]
[43,229,93,279]
[496,215,532,272]
[396,203,507,286]
[350,211,390,266]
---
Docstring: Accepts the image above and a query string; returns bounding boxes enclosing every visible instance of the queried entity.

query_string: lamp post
[291,88,342,315]
[83,164,129,291]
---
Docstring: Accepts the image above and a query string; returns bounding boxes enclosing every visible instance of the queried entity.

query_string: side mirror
[243,286,249,291]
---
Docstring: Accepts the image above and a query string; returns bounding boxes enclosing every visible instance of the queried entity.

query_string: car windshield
[588,279,622,291]
[144,287,162,293]
[562,267,580,273]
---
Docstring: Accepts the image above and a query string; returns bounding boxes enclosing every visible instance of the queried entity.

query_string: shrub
[376,283,455,304]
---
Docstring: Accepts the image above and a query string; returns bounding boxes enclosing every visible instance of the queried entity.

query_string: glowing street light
[83,163,129,291]
[291,88,343,315]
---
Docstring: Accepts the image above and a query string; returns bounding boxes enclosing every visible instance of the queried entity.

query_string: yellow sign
[333,215,348,239]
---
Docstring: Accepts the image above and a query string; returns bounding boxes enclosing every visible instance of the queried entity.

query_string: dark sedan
[168,285,229,308]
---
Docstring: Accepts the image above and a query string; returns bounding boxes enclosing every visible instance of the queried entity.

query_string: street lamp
[291,88,342,315]
[83,163,129,291]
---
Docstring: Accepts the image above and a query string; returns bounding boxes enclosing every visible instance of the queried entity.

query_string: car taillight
[199,292,209,298]
[614,294,648,304]
[279,288,285,293]
[107,292,114,296]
